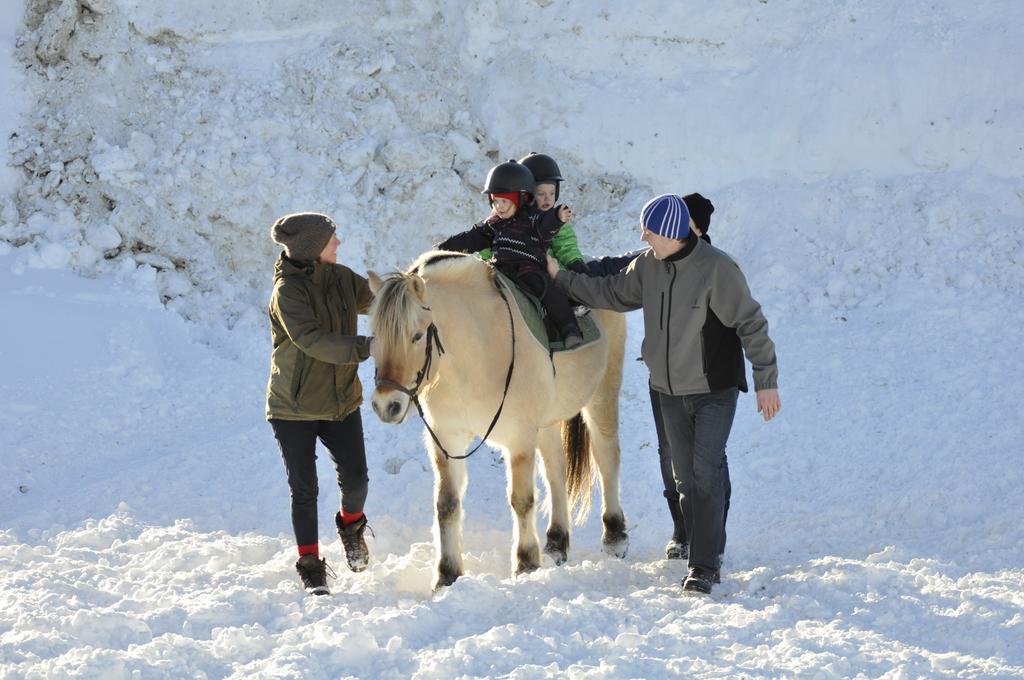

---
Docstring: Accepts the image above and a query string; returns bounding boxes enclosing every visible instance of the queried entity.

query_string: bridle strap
[409,276,517,461]
[374,323,444,399]
[374,275,515,461]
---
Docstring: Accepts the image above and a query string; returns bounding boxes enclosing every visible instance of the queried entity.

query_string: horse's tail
[563,412,593,523]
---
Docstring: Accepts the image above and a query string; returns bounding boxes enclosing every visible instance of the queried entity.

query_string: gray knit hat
[271,212,336,262]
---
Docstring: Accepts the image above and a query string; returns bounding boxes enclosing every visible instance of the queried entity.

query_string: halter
[374,320,444,400]
[374,277,516,461]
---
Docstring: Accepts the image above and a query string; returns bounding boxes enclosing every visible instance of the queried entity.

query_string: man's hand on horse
[546,253,560,279]
[756,388,781,422]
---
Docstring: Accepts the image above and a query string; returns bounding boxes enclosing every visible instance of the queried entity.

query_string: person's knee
[674,478,689,498]
[290,479,318,505]
[346,459,369,480]
[517,269,547,297]
[691,455,725,493]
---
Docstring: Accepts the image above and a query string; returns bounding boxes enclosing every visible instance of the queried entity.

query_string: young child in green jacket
[437,159,584,348]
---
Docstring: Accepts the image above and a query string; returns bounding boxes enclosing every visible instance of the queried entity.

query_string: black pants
[649,386,731,550]
[507,266,580,337]
[270,411,368,547]
[658,388,738,571]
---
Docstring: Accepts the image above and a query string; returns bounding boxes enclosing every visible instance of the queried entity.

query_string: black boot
[295,554,331,595]
[561,321,583,349]
[682,566,717,595]
[664,497,688,560]
[665,538,688,560]
[336,512,370,572]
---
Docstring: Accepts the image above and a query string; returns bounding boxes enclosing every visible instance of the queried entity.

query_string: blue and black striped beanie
[641,194,690,240]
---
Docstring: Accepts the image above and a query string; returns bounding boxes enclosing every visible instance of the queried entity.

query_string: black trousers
[270,410,368,547]
[649,386,731,550]
[658,388,738,571]
[507,266,579,336]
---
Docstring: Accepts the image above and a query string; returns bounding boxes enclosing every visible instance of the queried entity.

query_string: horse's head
[368,269,438,424]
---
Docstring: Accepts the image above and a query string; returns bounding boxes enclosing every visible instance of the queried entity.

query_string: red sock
[340,509,364,527]
[297,543,319,558]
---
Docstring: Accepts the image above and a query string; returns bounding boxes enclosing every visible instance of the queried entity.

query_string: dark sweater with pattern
[436,206,564,272]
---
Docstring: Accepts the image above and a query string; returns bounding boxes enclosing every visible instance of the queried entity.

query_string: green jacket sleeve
[708,260,778,390]
[353,272,373,315]
[554,260,643,312]
[273,282,371,365]
[477,247,494,261]
[548,223,585,267]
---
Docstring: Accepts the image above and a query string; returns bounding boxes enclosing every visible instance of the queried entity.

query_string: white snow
[2,0,1023,677]
[0,0,28,207]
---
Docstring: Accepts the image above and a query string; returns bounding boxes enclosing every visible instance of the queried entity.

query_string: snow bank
[0,1,28,204]
[3,0,1021,328]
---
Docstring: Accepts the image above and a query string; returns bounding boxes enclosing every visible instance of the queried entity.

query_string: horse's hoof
[515,546,542,575]
[601,513,629,558]
[434,557,462,590]
[602,536,629,559]
[516,561,540,577]
[543,545,568,566]
[433,570,460,590]
[544,528,569,566]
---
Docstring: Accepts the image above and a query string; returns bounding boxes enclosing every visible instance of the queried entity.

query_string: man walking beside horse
[548,193,781,595]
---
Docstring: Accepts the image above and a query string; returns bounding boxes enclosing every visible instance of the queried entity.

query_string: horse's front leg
[537,424,570,566]
[429,436,469,590]
[507,447,542,575]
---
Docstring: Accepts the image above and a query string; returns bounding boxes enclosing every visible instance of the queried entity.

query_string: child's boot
[561,320,584,349]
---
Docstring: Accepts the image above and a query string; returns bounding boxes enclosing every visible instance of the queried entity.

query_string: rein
[377,276,516,461]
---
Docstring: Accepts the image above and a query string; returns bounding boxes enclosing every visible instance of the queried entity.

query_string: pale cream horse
[368,252,628,589]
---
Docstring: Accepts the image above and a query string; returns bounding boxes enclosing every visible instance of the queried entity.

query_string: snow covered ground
[2,0,1023,678]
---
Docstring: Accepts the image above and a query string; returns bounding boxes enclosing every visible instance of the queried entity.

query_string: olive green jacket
[265,254,373,421]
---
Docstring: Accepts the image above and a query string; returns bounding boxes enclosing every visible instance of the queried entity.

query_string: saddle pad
[494,270,601,352]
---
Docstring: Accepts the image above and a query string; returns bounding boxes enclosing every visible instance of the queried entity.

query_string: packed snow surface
[1,0,1022,677]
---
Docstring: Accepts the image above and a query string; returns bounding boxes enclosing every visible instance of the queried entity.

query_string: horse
[367,251,628,589]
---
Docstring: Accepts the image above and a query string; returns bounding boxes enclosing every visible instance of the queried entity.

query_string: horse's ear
[409,274,426,303]
[368,270,383,295]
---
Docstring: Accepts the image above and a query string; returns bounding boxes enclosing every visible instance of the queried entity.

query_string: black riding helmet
[519,152,563,201]
[482,159,535,207]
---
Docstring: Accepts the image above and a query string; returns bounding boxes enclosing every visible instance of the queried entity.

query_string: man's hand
[756,388,781,422]
[546,253,560,279]
[557,204,573,223]
[567,260,591,275]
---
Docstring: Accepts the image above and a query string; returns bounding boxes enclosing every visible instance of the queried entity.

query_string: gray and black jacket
[555,234,778,396]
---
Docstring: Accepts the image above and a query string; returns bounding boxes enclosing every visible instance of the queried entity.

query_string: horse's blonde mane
[409,251,491,282]
[369,274,418,350]
[370,251,492,349]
